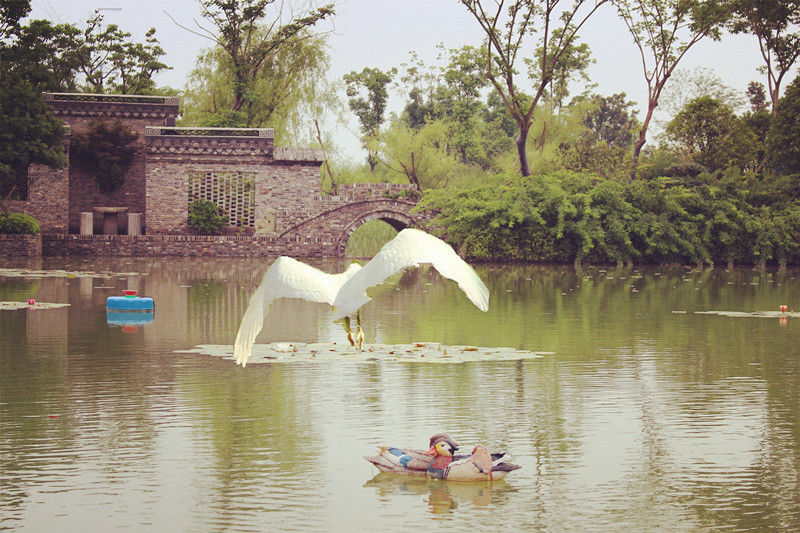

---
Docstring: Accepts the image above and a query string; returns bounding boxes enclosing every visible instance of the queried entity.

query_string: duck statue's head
[425,435,458,457]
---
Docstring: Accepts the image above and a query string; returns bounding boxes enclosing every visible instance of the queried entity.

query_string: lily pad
[176,342,550,365]
[676,310,800,318]
[0,268,147,279]
[0,301,70,311]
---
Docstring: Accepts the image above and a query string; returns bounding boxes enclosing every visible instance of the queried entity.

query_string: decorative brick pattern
[188,171,256,228]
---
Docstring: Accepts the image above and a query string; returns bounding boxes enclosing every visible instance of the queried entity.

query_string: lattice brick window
[188,171,256,227]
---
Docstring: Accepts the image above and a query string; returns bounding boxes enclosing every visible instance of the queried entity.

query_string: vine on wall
[70,119,139,194]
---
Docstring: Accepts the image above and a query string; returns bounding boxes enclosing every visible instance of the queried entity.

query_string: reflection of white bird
[233,228,490,366]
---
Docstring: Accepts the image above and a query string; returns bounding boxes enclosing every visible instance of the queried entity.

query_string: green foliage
[0,13,76,198]
[187,199,227,235]
[666,96,758,172]
[419,170,800,266]
[378,119,474,189]
[70,120,138,194]
[0,1,30,37]
[530,28,595,110]
[0,212,40,234]
[344,220,398,257]
[580,93,639,149]
[613,0,735,163]
[0,7,167,199]
[188,201,226,234]
[766,75,800,174]
[0,72,67,198]
[660,67,746,119]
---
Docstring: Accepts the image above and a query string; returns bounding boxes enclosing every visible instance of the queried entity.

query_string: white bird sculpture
[233,228,490,366]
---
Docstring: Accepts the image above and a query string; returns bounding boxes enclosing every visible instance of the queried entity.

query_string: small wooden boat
[364,434,521,481]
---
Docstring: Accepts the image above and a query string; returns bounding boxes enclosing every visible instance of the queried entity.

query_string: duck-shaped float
[364,434,521,481]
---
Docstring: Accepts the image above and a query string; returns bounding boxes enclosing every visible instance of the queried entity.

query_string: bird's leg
[342,316,355,346]
[355,310,365,351]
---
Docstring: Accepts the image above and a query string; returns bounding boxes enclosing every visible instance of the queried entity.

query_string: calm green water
[1,257,799,531]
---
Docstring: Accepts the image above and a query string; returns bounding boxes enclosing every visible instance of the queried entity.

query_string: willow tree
[459,0,609,177]
[182,32,336,136]
[171,0,334,116]
[613,0,734,168]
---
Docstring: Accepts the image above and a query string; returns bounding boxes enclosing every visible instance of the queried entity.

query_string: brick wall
[0,234,42,257]
[144,128,328,235]
[42,234,340,257]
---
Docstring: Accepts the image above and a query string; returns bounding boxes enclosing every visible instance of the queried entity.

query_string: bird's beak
[423,446,438,456]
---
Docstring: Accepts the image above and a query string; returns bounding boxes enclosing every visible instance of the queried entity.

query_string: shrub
[187,199,226,234]
[0,212,40,234]
[420,170,800,266]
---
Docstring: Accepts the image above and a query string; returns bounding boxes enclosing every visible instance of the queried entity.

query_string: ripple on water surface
[2,262,800,530]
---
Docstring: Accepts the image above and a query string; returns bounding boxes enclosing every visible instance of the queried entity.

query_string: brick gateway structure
[7,93,431,257]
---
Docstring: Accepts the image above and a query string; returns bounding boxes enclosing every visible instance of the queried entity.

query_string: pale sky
[29,0,768,160]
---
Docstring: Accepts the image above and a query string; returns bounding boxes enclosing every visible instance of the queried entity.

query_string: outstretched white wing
[332,228,489,320]
[234,257,361,366]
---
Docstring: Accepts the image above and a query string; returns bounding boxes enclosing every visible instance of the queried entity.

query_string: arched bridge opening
[335,210,418,256]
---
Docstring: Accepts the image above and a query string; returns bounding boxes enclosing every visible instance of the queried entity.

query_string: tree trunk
[516,125,531,177]
[632,98,658,174]
[408,152,421,190]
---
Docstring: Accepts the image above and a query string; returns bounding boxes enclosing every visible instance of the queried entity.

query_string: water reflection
[1,258,799,530]
[364,474,518,515]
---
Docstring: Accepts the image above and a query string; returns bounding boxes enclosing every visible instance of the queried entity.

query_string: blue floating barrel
[106,295,155,327]
[106,311,154,326]
[106,296,155,311]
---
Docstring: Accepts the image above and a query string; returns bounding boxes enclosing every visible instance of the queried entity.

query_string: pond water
[1,257,799,531]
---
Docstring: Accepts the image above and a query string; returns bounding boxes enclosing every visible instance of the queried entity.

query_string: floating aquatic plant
[178,342,549,365]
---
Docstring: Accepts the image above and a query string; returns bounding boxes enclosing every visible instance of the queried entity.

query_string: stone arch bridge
[278,184,434,256]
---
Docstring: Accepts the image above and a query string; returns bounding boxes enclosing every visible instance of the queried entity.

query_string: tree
[344,67,396,172]
[581,92,639,149]
[659,67,745,119]
[75,11,169,94]
[171,0,334,114]
[9,19,81,92]
[559,93,638,178]
[614,0,735,168]
[182,32,336,135]
[0,73,67,198]
[766,75,800,174]
[730,0,800,111]
[460,0,609,177]
[533,29,594,110]
[0,0,31,37]
[378,119,472,190]
[665,96,757,172]
[0,5,75,198]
